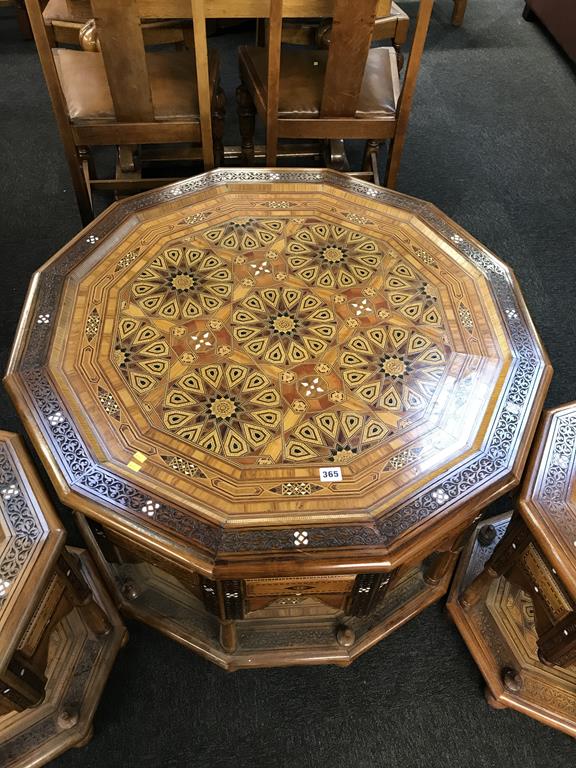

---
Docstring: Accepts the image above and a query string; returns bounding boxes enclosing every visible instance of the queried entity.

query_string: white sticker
[319,467,343,482]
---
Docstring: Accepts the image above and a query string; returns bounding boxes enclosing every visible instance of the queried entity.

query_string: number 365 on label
[319,467,343,482]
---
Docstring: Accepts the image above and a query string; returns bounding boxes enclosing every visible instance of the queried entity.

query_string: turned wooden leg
[57,550,112,637]
[115,145,140,198]
[15,1,33,40]
[425,549,459,586]
[362,140,381,185]
[212,84,226,168]
[393,43,404,72]
[236,82,256,164]
[451,0,468,27]
[323,139,350,172]
[220,620,238,654]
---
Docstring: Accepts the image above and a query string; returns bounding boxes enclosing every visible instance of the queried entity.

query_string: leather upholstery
[239,46,399,119]
[53,48,219,123]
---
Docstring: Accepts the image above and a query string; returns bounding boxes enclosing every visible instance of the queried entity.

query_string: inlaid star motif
[231,286,337,365]
[130,245,232,320]
[286,221,384,290]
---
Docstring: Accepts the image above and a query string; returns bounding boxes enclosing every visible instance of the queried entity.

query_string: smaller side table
[0,432,126,768]
[448,403,576,737]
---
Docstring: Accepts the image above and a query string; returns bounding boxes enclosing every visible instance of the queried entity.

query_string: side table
[0,432,126,768]
[448,403,576,737]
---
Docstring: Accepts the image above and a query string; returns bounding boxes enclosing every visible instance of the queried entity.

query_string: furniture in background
[5,168,551,670]
[0,432,125,768]
[448,402,576,737]
[237,0,434,187]
[451,0,467,26]
[523,0,576,62]
[42,0,193,47]
[0,0,32,37]
[258,2,410,70]
[24,0,224,225]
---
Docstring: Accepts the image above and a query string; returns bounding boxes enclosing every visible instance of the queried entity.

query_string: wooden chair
[25,0,224,224]
[237,0,434,188]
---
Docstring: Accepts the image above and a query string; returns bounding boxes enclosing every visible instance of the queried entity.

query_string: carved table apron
[5,169,552,669]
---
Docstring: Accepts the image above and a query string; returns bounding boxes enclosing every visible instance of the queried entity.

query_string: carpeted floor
[1,1,576,766]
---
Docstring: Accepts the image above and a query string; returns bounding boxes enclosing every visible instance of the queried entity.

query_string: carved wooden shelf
[0,432,126,768]
[448,403,576,737]
[6,169,551,668]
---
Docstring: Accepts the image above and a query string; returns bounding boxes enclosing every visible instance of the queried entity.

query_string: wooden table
[0,432,125,768]
[6,169,551,669]
[448,402,576,737]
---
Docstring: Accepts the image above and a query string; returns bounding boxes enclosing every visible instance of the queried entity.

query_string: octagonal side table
[448,403,576,737]
[0,432,126,768]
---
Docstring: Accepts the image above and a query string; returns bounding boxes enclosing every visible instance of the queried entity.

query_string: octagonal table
[6,169,552,669]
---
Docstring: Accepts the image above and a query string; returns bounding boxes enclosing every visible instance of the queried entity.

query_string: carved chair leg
[425,549,459,586]
[451,0,468,26]
[182,24,195,50]
[212,84,226,168]
[393,43,404,72]
[323,139,350,172]
[15,2,33,40]
[362,140,381,185]
[236,82,256,164]
[70,148,95,226]
[78,146,94,214]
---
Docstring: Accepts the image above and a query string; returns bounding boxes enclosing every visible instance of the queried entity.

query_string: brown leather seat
[238,45,399,120]
[53,48,219,123]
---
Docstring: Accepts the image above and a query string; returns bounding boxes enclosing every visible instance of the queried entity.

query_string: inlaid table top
[0,431,65,672]
[520,403,576,602]
[6,170,552,577]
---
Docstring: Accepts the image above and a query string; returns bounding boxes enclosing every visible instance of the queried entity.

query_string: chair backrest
[90,0,156,123]
[259,0,434,175]
[319,0,379,118]
[26,0,217,165]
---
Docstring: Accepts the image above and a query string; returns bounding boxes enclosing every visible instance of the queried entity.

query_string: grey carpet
[1,1,576,765]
